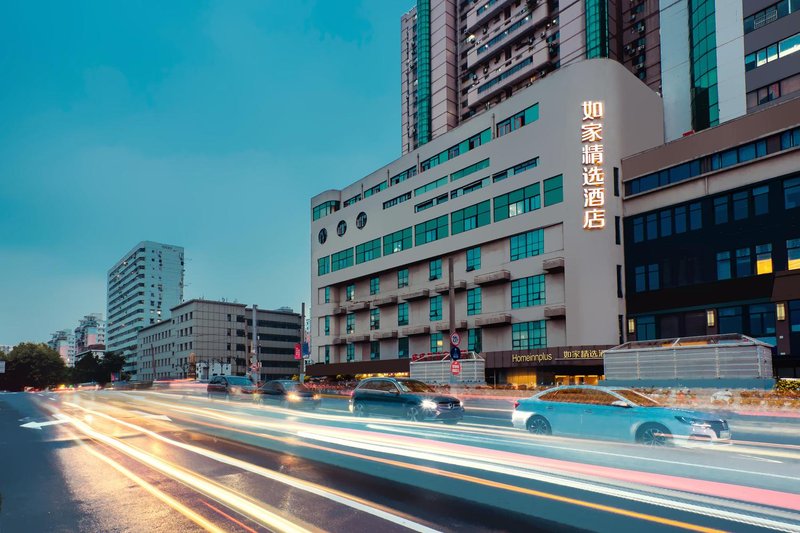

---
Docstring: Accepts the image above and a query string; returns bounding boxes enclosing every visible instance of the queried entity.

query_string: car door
[354,380,381,415]
[541,388,585,436]
[380,381,406,417]
[209,377,223,396]
[578,389,633,441]
[260,382,281,403]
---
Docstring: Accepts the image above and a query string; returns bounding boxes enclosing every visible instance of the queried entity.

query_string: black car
[256,380,321,409]
[349,378,464,424]
[206,375,257,399]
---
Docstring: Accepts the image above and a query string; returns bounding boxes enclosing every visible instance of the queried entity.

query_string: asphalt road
[1,389,799,533]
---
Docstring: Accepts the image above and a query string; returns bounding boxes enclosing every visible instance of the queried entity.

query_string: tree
[0,343,66,391]
[99,351,127,384]
[72,351,102,384]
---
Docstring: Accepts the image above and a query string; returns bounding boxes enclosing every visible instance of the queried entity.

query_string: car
[206,375,257,400]
[77,382,101,391]
[255,380,321,409]
[511,385,731,446]
[349,377,464,424]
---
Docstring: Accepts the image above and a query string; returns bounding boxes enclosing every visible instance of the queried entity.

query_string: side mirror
[611,400,631,408]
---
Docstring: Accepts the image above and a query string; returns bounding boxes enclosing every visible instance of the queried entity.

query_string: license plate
[719,430,731,439]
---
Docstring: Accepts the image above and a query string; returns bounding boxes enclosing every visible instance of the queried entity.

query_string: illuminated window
[512,321,547,350]
[430,332,443,352]
[788,239,800,270]
[756,244,773,274]
[370,309,380,330]
[346,284,355,301]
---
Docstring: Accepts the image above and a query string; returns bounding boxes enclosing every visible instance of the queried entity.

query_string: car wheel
[637,423,672,447]
[353,402,367,417]
[443,419,459,425]
[526,415,552,435]
[406,405,422,422]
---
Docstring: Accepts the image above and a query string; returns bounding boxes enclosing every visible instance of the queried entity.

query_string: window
[324,287,330,303]
[736,247,752,277]
[646,213,658,239]
[512,321,547,350]
[714,196,729,224]
[370,309,380,330]
[756,244,773,274]
[719,306,743,334]
[398,337,409,358]
[744,1,792,34]
[636,316,656,340]
[414,176,448,197]
[343,194,361,207]
[466,247,481,271]
[384,192,412,209]
[429,258,442,280]
[478,57,533,94]
[451,159,490,182]
[398,269,409,288]
[716,251,732,280]
[467,288,482,315]
[370,341,380,360]
[788,239,800,270]
[415,215,449,245]
[363,181,387,198]
[616,265,623,298]
[346,344,355,362]
[749,304,776,338]
[732,191,749,220]
[370,277,380,295]
[383,228,412,255]
[496,104,540,137]
[632,217,644,242]
[790,300,800,333]
[451,200,491,234]
[312,200,339,220]
[324,346,330,364]
[690,202,702,230]
[615,216,622,244]
[468,328,482,352]
[355,238,382,264]
[543,175,563,206]
[317,257,330,276]
[415,193,448,212]
[785,177,800,209]
[492,157,539,183]
[331,248,354,271]
[420,129,491,171]
[429,296,443,321]
[648,264,660,290]
[659,210,672,237]
[493,183,540,221]
[634,264,659,291]
[753,186,769,215]
[346,314,355,334]
[390,166,417,186]
[346,284,355,301]
[430,332,443,352]
[324,316,330,336]
[511,275,545,308]
[510,229,544,261]
[398,303,409,326]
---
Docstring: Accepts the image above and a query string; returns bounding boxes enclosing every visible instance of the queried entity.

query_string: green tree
[0,343,66,391]
[99,351,127,384]
[72,351,102,384]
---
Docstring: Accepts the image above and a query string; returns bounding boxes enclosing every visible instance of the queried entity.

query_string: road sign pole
[448,257,456,386]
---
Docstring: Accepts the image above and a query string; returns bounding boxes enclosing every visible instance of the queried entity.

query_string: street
[1,389,799,532]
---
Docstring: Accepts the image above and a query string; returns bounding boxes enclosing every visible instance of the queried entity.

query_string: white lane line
[64,402,442,533]
[298,431,800,532]
[735,454,784,464]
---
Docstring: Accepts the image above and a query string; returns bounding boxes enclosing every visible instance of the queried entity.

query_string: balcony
[373,330,398,340]
[332,337,346,345]
[466,48,549,108]
[466,6,546,70]
[434,320,468,331]
[474,270,511,286]
[465,0,514,33]
[401,325,431,336]
[373,295,398,307]
[331,306,347,316]
[543,257,565,273]
[434,280,467,294]
[475,313,512,327]
[544,305,566,318]
[400,288,430,301]
[346,334,370,343]
[345,301,369,312]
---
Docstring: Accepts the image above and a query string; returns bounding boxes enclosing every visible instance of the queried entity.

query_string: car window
[583,389,620,406]
[261,382,279,392]
[283,383,309,392]
[397,380,434,393]
[538,390,563,402]
[613,389,661,407]
[555,388,592,404]
[357,380,378,391]
[374,380,398,393]
[227,377,253,386]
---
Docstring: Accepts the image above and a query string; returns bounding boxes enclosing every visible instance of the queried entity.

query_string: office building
[311,59,664,385]
[401,0,800,152]
[106,241,184,379]
[47,330,76,366]
[136,299,302,382]
[621,95,800,377]
[74,313,105,355]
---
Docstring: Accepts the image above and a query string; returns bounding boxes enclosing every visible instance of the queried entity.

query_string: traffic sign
[450,361,461,375]
[294,343,302,360]
[450,345,461,361]
[450,332,461,346]
[302,342,310,356]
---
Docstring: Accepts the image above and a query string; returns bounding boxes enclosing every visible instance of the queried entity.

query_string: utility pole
[250,304,258,384]
[448,257,456,386]
[299,302,306,383]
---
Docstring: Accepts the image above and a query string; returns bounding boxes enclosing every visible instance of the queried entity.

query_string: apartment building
[47,330,75,367]
[311,59,664,386]
[74,313,105,355]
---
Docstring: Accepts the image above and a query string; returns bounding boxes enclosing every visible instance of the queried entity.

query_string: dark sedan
[256,380,321,409]
[349,378,464,424]
[206,375,257,400]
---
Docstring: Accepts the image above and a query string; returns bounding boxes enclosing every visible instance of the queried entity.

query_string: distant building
[106,241,184,379]
[74,313,105,354]
[74,345,106,367]
[136,299,302,382]
[48,330,76,366]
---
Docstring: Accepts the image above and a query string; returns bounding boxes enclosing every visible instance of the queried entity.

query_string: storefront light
[627,318,635,334]
[776,302,786,321]
[706,309,716,327]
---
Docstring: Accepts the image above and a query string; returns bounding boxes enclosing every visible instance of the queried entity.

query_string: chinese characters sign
[581,101,605,230]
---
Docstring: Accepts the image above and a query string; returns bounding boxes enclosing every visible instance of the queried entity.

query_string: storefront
[483,345,609,387]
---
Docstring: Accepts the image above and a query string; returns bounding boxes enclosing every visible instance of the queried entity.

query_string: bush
[775,379,800,397]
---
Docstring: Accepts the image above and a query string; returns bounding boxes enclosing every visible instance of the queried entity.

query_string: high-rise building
[74,313,105,354]
[106,241,184,379]
[401,0,800,151]
[48,330,76,366]
[136,300,302,382]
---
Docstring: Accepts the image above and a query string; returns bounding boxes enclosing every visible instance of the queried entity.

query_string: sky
[0,0,414,345]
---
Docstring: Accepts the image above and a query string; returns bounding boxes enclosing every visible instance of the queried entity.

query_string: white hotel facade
[309,60,664,386]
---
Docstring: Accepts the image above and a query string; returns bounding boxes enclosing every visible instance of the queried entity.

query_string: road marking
[130,410,172,421]
[20,419,70,430]
[201,500,259,533]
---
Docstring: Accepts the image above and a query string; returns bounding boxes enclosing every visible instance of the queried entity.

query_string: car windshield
[397,380,434,393]
[282,382,309,392]
[613,389,661,407]
[226,377,253,386]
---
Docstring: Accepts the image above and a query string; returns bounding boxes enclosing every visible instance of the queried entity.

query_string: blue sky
[0,0,414,345]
